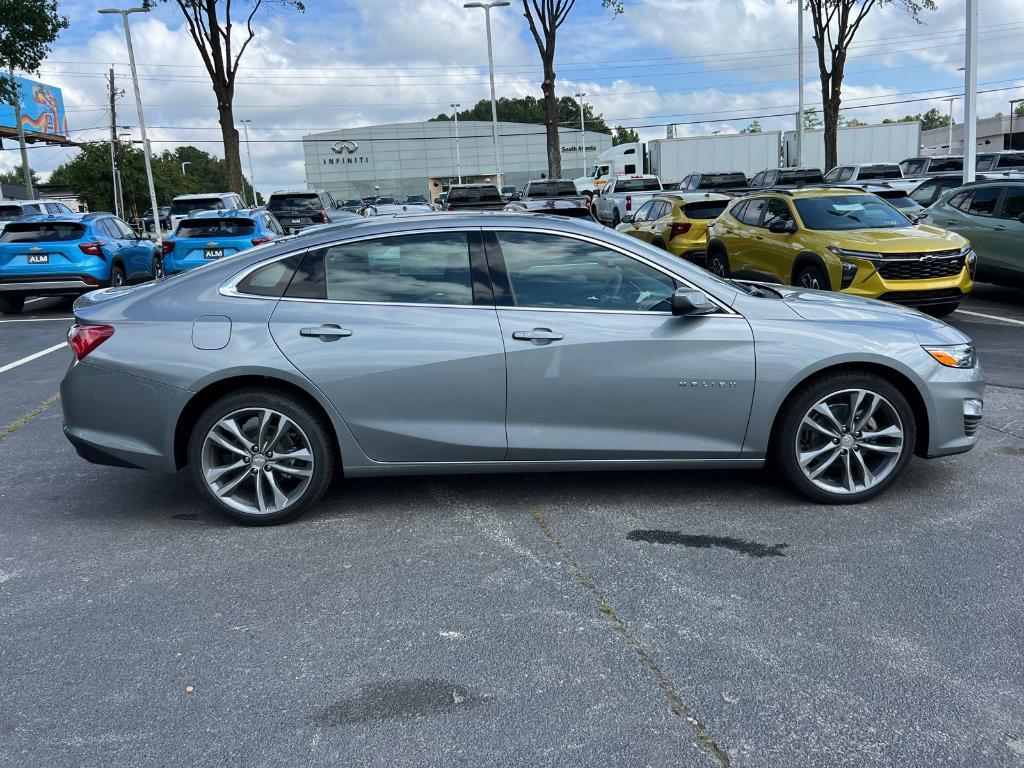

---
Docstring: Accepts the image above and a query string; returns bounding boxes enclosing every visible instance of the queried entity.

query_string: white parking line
[955,309,1024,327]
[0,317,73,324]
[0,343,67,374]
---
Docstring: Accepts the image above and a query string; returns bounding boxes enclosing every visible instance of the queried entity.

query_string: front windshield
[794,195,911,230]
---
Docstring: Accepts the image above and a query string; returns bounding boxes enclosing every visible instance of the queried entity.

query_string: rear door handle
[993,226,1007,231]
[300,324,353,339]
[512,329,563,342]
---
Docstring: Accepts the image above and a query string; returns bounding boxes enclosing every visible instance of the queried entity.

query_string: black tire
[152,254,164,281]
[923,302,958,318]
[611,210,621,228]
[707,246,731,278]
[795,262,830,291]
[0,294,25,315]
[773,370,916,504]
[187,389,336,525]
[110,263,127,287]
[651,237,667,250]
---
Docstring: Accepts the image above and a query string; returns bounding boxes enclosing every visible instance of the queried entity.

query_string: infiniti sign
[331,140,359,154]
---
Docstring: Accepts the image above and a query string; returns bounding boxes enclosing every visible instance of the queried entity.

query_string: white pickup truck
[592,174,664,227]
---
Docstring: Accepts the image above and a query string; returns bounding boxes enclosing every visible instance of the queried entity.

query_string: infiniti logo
[330,140,359,154]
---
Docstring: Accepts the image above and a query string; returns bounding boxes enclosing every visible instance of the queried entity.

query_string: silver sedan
[60,213,984,524]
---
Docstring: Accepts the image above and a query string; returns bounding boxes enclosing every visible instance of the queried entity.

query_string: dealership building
[302,121,613,202]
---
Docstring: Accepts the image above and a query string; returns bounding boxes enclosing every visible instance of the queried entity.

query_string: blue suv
[0,213,160,314]
[162,209,284,275]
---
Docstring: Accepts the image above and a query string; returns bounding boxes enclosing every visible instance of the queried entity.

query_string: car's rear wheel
[651,237,667,250]
[774,371,916,504]
[188,390,335,525]
[110,264,126,287]
[0,294,25,315]
[152,254,164,280]
[796,263,830,291]
[707,246,731,278]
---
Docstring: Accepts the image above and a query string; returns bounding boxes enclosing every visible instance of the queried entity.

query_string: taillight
[669,222,692,239]
[320,211,329,223]
[447,204,454,211]
[79,242,103,256]
[161,241,175,255]
[251,237,271,246]
[68,324,114,361]
[625,195,632,212]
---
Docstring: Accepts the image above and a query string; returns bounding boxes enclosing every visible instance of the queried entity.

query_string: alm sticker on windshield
[833,203,866,211]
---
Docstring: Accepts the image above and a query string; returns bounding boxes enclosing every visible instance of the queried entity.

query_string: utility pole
[107,67,124,218]
[464,2,509,187]
[796,0,804,168]
[451,104,462,184]
[962,0,978,184]
[575,92,587,176]
[240,119,257,206]
[946,97,956,151]
[9,67,34,200]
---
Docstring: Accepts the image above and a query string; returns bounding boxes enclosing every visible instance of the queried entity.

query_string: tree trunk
[822,96,840,171]
[541,55,561,179]
[216,98,243,194]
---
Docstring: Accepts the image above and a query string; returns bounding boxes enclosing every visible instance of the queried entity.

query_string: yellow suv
[705,187,975,316]
[616,192,730,265]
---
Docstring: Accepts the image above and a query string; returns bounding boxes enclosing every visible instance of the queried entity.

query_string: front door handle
[300,324,353,339]
[512,328,563,343]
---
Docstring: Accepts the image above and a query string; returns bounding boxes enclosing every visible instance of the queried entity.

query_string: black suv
[266,188,351,233]
[677,172,748,192]
[443,184,506,211]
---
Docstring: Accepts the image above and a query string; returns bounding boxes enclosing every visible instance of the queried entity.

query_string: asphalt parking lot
[1,288,1022,767]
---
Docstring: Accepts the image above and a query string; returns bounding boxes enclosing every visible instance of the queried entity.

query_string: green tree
[520,0,624,178]
[740,119,763,133]
[803,107,822,130]
[431,96,611,134]
[50,143,258,217]
[0,0,68,104]
[0,164,40,186]
[146,0,304,195]
[612,126,639,145]
[805,0,936,169]
[883,109,950,130]
[1016,102,1024,118]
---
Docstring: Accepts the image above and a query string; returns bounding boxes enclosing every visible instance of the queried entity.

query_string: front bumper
[838,261,974,307]
[921,361,985,458]
[61,360,190,473]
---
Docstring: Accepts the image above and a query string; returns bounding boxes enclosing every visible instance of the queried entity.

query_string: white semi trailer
[647,132,782,184]
[782,121,921,169]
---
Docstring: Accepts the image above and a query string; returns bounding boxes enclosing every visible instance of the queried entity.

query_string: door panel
[498,310,756,460]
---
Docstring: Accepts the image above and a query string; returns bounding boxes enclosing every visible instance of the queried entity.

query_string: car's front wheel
[188,390,336,524]
[775,371,916,504]
[924,302,959,318]
[611,210,621,227]
[707,246,731,278]
[796,263,830,291]
[0,294,25,315]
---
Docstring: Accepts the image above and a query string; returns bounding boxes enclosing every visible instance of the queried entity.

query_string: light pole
[464,1,509,187]
[575,91,587,176]
[240,119,258,207]
[181,161,191,175]
[98,6,162,244]
[796,0,804,167]
[963,0,978,183]
[947,97,956,151]
[451,103,462,184]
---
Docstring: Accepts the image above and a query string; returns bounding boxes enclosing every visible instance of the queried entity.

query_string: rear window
[0,204,43,221]
[525,181,578,198]
[994,153,1024,169]
[682,201,728,219]
[447,186,502,203]
[859,164,902,180]
[170,198,225,216]
[927,158,963,173]
[615,178,662,192]
[267,194,321,212]
[778,169,823,184]
[699,173,746,189]
[0,222,86,242]
[177,218,257,238]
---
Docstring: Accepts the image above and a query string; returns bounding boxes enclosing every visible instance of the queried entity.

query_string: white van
[574,143,643,195]
[168,192,246,231]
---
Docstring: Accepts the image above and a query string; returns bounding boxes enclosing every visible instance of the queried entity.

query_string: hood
[819,225,966,253]
[763,284,970,344]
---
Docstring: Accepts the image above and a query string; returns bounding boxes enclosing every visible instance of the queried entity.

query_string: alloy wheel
[153,255,164,280]
[795,388,904,495]
[709,254,727,277]
[200,407,315,516]
[799,271,822,289]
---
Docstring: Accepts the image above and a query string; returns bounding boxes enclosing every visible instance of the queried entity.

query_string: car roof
[760,187,873,199]
[654,192,732,203]
[7,212,105,224]
[0,199,46,206]
[172,192,237,200]
[270,188,323,196]
[187,208,263,220]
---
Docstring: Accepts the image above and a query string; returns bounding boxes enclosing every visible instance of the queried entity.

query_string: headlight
[839,260,858,289]
[826,245,883,260]
[922,343,976,368]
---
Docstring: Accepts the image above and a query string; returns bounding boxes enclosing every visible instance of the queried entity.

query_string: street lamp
[451,103,462,184]
[574,92,587,176]
[181,161,191,175]
[464,1,509,187]
[947,96,956,151]
[239,119,258,207]
[98,6,162,244]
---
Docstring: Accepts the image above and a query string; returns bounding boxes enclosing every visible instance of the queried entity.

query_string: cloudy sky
[6,0,1024,197]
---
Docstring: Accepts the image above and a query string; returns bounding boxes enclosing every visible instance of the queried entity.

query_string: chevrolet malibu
[61,214,984,524]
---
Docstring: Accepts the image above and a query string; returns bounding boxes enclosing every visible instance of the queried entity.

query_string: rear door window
[998,187,1024,219]
[965,187,1001,217]
[739,198,768,225]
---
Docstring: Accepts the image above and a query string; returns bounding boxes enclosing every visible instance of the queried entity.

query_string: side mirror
[767,219,797,234]
[621,213,634,224]
[139,231,152,241]
[913,211,928,222]
[671,288,717,317]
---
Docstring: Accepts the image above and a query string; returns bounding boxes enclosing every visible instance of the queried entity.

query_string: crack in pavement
[524,503,732,768]
[0,394,59,444]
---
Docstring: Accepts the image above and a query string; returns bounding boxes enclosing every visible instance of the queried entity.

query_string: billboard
[0,75,68,141]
